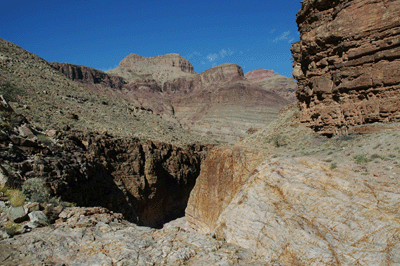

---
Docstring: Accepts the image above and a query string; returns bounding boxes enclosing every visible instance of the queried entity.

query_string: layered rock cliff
[291,0,400,136]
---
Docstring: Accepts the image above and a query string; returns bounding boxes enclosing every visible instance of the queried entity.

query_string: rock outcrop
[245,68,298,102]
[51,63,126,90]
[244,68,275,83]
[291,0,400,136]
[186,145,400,265]
[107,53,197,84]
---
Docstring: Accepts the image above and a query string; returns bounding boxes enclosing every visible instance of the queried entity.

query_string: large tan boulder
[186,146,400,265]
[185,145,268,233]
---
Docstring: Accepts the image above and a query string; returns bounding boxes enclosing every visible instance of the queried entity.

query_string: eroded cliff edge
[291,0,400,136]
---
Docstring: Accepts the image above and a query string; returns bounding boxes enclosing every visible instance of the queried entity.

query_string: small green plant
[370,153,384,160]
[36,134,53,147]
[373,143,382,149]
[5,222,21,236]
[22,178,50,203]
[0,184,8,194]
[353,154,371,164]
[271,134,287,148]
[0,122,13,132]
[330,162,338,170]
[5,189,25,207]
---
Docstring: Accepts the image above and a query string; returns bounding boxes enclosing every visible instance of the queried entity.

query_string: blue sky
[1,0,302,77]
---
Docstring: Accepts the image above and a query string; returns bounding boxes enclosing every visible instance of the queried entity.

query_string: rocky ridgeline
[291,0,400,136]
[55,58,292,142]
[245,68,298,102]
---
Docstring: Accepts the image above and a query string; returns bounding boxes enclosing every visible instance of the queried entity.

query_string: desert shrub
[0,184,8,194]
[5,222,20,237]
[36,134,53,147]
[271,134,287,147]
[22,178,50,203]
[370,153,384,160]
[330,162,338,170]
[5,189,25,207]
[353,154,371,164]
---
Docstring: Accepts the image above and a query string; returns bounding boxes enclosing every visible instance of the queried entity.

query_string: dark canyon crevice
[1,97,211,228]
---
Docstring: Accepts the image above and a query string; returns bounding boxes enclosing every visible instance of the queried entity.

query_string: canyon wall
[292,0,400,136]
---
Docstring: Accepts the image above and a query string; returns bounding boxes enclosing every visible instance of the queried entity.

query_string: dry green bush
[22,178,50,203]
[5,189,26,207]
[5,222,20,237]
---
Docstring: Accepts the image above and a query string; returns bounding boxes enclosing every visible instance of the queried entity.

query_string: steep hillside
[0,38,209,145]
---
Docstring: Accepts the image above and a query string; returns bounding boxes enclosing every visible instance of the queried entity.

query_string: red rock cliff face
[291,0,400,136]
[244,69,275,83]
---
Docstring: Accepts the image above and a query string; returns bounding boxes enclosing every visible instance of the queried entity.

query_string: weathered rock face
[186,145,400,265]
[244,68,275,83]
[292,0,400,136]
[51,62,126,90]
[185,146,268,233]
[107,53,197,84]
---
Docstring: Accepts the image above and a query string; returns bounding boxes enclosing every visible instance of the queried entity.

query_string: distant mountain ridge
[55,53,295,142]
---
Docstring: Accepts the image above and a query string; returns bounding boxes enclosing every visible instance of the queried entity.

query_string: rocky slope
[291,0,400,136]
[0,38,208,145]
[245,68,298,102]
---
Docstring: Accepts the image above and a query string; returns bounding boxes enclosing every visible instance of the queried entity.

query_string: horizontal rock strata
[291,0,400,136]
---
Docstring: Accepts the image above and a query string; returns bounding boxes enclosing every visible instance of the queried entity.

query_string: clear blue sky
[1,0,302,77]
